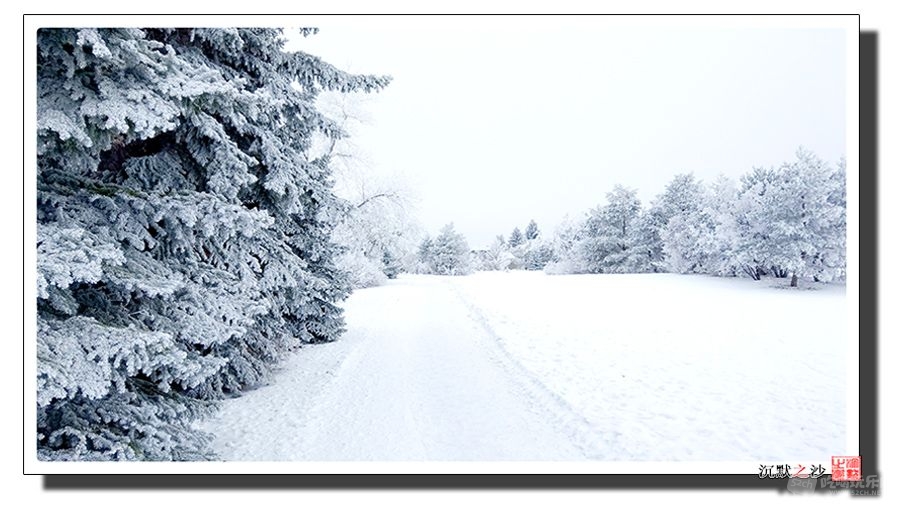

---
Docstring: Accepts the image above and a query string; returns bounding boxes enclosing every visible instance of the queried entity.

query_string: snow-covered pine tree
[525,219,540,241]
[416,236,435,273]
[521,219,551,269]
[426,223,472,275]
[577,185,648,273]
[660,178,717,274]
[36,28,389,460]
[523,242,554,271]
[382,250,402,279]
[508,227,524,247]
[645,173,703,271]
[630,210,664,273]
[505,226,526,269]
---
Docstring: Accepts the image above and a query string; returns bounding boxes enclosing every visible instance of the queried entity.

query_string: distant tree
[508,227,524,247]
[577,185,648,273]
[424,224,472,275]
[702,175,743,277]
[506,226,526,269]
[661,178,716,274]
[645,173,704,271]
[523,243,554,271]
[481,235,514,271]
[525,220,540,241]
[543,214,587,274]
[543,156,844,284]
[382,250,401,279]
[416,236,435,273]
[630,211,664,273]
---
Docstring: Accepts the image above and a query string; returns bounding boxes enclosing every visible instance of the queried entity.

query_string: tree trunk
[743,264,760,281]
[790,274,798,287]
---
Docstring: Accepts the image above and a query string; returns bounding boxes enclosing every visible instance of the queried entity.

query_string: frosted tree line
[36,28,389,460]
[473,149,845,287]
[415,147,845,288]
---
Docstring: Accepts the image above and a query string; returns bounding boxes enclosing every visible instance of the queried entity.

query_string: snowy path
[201,275,590,460]
[201,272,847,462]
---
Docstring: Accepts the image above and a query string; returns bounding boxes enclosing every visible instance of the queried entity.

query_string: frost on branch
[37,224,124,299]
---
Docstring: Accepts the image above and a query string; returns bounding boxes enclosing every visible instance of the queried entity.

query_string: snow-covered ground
[200,271,847,461]
[452,271,847,461]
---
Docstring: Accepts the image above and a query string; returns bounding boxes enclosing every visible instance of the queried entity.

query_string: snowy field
[201,271,847,461]
[452,271,847,461]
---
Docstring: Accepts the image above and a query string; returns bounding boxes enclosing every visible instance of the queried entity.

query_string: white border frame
[23,13,860,476]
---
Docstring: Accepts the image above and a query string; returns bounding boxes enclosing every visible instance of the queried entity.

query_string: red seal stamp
[831,456,862,481]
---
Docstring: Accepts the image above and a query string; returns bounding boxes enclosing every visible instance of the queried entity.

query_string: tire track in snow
[446,279,633,460]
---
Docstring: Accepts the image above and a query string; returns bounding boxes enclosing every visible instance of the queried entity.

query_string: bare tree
[314,92,423,287]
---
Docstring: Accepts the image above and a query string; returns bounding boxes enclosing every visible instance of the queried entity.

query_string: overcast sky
[285,18,847,250]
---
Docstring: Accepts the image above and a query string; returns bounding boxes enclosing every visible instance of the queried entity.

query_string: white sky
[285,18,847,250]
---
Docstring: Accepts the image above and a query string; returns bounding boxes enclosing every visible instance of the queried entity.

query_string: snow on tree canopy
[732,149,846,285]
[541,156,844,284]
[417,224,473,276]
[575,185,648,274]
[36,28,390,460]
